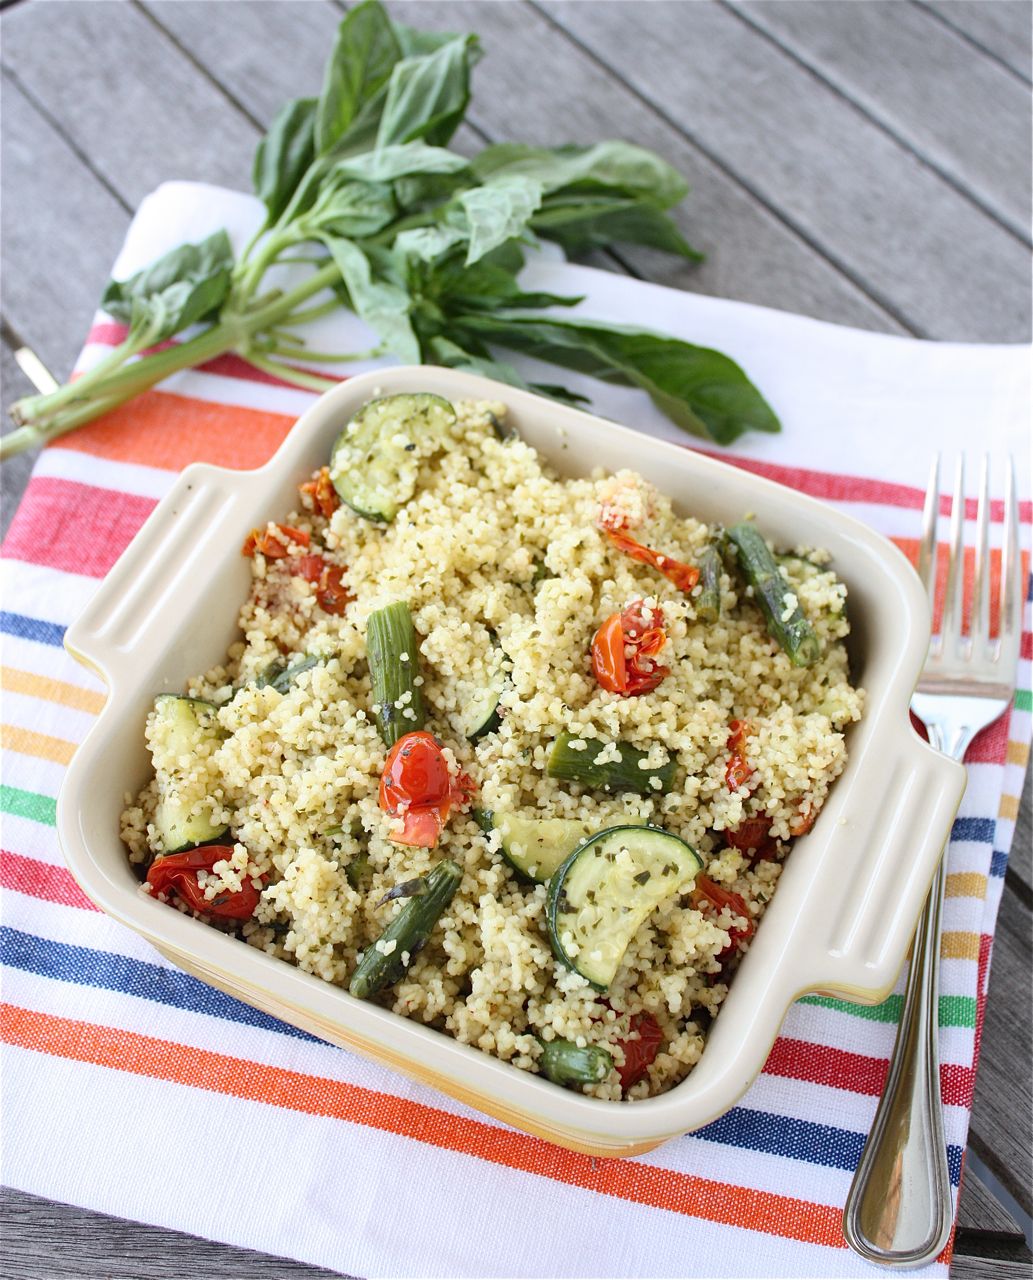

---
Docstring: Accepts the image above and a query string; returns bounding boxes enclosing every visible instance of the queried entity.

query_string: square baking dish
[58,366,966,1157]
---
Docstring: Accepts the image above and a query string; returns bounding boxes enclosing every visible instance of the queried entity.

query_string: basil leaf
[252,97,318,224]
[430,337,592,410]
[304,179,398,238]
[101,230,234,342]
[316,0,402,154]
[471,141,688,208]
[376,34,479,148]
[330,141,469,184]
[393,225,469,265]
[532,198,702,260]
[456,176,543,265]
[431,255,582,313]
[321,235,420,364]
[427,335,529,387]
[460,313,780,444]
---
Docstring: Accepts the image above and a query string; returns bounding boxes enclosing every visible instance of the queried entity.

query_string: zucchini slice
[458,650,509,740]
[329,393,456,522]
[151,695,228,852]
[475,810,644,883]
[547,825,702,989]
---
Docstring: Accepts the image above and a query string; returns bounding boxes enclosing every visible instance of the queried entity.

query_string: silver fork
[843,454,1023,1269]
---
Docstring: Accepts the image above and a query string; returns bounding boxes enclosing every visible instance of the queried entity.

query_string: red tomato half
[299,467,340,519]
[379,731,473,848]
[725,719,753,792]
[615,1011,665,1091]
[591,600,669,696]
[691,874,755,960]
[242,524,310,559]
[724,817,771,851]
[146,846,259,921]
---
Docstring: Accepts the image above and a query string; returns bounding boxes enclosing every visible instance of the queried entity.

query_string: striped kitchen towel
[2,182,1030,1279]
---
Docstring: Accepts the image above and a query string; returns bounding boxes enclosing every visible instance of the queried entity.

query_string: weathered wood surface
[0,1,1029,1275]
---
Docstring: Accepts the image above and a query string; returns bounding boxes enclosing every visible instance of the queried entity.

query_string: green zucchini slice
[329,393,456,522]
[458,649,510,741]
[475,811,645,883]
[151,695,228,851]
[547,825,702,989]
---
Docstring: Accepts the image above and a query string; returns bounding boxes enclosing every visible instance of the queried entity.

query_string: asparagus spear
[367,602,426,747]
[726,522,821,667]
[348,860,462,1000]
[547,732,675,795]
[695,544,723,623]
[537,1037,614,1087]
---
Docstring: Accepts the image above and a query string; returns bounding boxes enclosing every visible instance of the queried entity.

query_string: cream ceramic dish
[59,366,965,1157]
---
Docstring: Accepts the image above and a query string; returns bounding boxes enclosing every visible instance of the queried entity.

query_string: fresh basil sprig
[3,0,779,459]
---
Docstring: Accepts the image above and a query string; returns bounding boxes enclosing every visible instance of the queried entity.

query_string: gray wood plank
[1009,759,1032,896]
[539,0,1031,341]
[952,1256,1033,1279]
[144,0,343,124]
[1,338,41,540]
[958,1164,1025,1236]
[0,1187,353,1280]
[731,0,1032,240]
[0,70,130,378]
[967,883,1033,1216]
[0,0,258,208]
[919,0,1033,82]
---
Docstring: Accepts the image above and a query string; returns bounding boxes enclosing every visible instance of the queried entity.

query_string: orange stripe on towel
[2,725,77,766]
[0,667,106,715]
[53,391,296,472]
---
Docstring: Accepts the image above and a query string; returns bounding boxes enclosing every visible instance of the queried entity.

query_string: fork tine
[917,453,940,616]
[971,454,991,658]
[999,454,1022,656]
[940,456,966,652]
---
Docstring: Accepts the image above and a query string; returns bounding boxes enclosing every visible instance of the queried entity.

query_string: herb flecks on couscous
[121,394,863,1100]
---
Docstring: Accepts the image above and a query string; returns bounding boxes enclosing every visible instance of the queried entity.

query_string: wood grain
[918,0,1033,83]
[0,0,257,206]
[968,865,1033,1216]
[539,0,1031,340]
[731,0,1032,238]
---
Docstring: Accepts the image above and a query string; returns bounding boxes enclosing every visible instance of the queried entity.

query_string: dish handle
[64,463,257,689]
[803,730,967,1003]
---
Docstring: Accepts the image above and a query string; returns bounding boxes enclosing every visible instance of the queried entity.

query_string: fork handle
[842,846,954,1267]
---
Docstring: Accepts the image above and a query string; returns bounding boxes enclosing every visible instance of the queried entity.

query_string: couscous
[122,393,863,1100]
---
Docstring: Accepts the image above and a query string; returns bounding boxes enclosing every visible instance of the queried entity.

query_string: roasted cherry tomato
[315,562,351,615]
[292,554,352,615]
[241,523,310,559]
[614,1011,664,1091]
[146,846,259,921]
[691,874,755,961]
[379,731,473,848]
[724,817,771,851]
[790,804,817,837]
[591,600,669,696]
[299,466,340,519]
[598,514,700,593]
[725,719,753,792]
[295,554,325,582]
